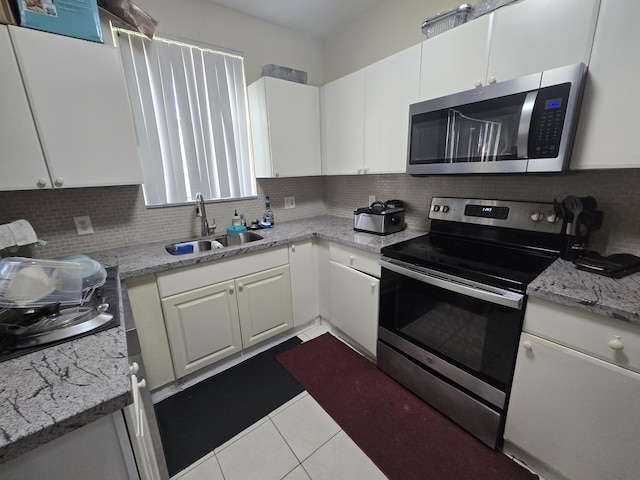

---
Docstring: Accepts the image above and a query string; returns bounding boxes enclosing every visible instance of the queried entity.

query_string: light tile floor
[169,324,543,480]
[171,325,387,480]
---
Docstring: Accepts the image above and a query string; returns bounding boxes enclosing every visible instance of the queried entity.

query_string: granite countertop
[0,281,131,464]
[3,214,637,463]
[90,215,427,279]
[0,215,425,464]
[527,258,640,326]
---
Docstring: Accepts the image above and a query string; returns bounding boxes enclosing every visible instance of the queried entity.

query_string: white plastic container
[0,257,83,307]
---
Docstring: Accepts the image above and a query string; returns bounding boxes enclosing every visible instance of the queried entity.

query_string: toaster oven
[354,201,406,235]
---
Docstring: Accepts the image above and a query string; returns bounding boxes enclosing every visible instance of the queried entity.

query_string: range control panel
[429,197,563,234]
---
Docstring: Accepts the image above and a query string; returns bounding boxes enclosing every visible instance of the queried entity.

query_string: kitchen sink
[165,232,263,255]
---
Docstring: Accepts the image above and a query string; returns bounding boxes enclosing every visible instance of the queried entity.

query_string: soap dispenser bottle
[264,196,274,225]
[232,210,242,226]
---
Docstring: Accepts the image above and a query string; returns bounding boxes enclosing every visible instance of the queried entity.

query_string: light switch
[284,196,295,209]
[74,216,94,235]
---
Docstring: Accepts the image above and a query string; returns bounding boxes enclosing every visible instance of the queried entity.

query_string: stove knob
[546,213,560,223]
[391,215,401,225]
[530,212,543,222]
[432,205,441,212]
[441,205,450,213]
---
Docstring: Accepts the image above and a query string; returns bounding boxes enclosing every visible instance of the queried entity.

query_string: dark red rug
[277,333,538,480]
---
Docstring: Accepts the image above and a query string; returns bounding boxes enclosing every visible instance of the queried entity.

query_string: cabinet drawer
[524,296,640,373]
[157,247,288,297]
[329,242,380,277]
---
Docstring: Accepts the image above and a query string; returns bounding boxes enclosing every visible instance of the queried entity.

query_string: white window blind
[115,29,256,206]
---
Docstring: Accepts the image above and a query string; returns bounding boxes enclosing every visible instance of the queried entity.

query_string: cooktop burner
[382,197,566,292]
[0,265,120,363]
[382,233,558,292]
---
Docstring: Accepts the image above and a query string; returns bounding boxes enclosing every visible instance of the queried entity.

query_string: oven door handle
[380,258,524,310]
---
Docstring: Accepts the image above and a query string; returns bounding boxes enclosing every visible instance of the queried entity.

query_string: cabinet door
[504,333,640,480]
[162,280,242,378]
[0,26,50,191]
[126,275,175,390]
[418,14,491,101]
[9,26,143,188]
[572,0,639,169]
[236,265,293,347]
[364,44,421,174]
[249,77,321,178]
[321,69,365,175]
[488,0,600,83]
[329,261,379,357]
[289,241,319,327]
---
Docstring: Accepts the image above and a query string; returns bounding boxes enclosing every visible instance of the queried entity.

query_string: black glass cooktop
[381,233,558,292]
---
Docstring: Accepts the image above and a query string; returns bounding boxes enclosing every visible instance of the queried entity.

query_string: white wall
[128,0,324,85]
[323,0,460,82]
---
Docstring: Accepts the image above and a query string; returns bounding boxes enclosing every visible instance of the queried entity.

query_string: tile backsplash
[1,169,638,258]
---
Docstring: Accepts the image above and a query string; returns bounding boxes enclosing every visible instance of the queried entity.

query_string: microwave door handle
[517,91,538,158]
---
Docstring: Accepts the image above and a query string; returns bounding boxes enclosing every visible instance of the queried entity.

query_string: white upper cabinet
[571,0,640,170]
[487,0,600,83]
[419,14,491,101]
[322,44,421,175]
[321,69,365,175]
[364,44,421,174]
[0,26,50,191]
[4,26,142,190]
[249,77,321,178]
[419,0,600,101]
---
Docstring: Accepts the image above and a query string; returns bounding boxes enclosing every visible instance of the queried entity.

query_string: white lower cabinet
[126,275,176,390]
[155,247,293,380]
[162,279,243,378]
[235,265,293,348]
[504,297,640,480]
[328,243,380,358]
[288,240,319,327]
[127,248,295,385]
[0,412,137,480]
[162,265,293,377]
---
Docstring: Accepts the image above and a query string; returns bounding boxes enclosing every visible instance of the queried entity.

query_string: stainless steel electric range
[377,197,566,449]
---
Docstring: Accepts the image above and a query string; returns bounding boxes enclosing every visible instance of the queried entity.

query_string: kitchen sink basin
[165,232,263,255]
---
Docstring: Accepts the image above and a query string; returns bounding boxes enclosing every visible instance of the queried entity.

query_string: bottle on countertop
[264,196,274,225]
[232,210,242,227]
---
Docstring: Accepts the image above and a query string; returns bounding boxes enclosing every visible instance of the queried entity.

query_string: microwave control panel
[529,83,571,158]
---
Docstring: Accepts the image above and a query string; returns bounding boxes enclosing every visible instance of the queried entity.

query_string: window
[115,28,256,206]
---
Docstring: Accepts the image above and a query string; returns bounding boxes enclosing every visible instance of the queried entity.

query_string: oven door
[378,257,525,409]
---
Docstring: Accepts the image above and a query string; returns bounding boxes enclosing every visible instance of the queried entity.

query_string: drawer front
[524,296,640,373]
[157,246,288,297]
[329,242,380,277]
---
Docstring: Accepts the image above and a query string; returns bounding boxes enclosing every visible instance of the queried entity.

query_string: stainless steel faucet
[195,192,216,237]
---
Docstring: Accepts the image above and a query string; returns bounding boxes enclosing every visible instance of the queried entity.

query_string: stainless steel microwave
[406,63,587,176]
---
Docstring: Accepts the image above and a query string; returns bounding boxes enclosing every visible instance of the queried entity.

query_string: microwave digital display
[545,98,562,109]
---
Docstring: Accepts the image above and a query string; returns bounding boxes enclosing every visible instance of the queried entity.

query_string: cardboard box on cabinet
[0,0,18,24]
[14,0,103,42]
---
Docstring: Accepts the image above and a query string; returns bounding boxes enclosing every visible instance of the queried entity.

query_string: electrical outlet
[73,216,94,235]
[368,195,376,205]
[284,196,296,209]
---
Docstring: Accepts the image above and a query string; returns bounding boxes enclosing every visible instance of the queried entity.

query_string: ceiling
[209,0,385,39]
